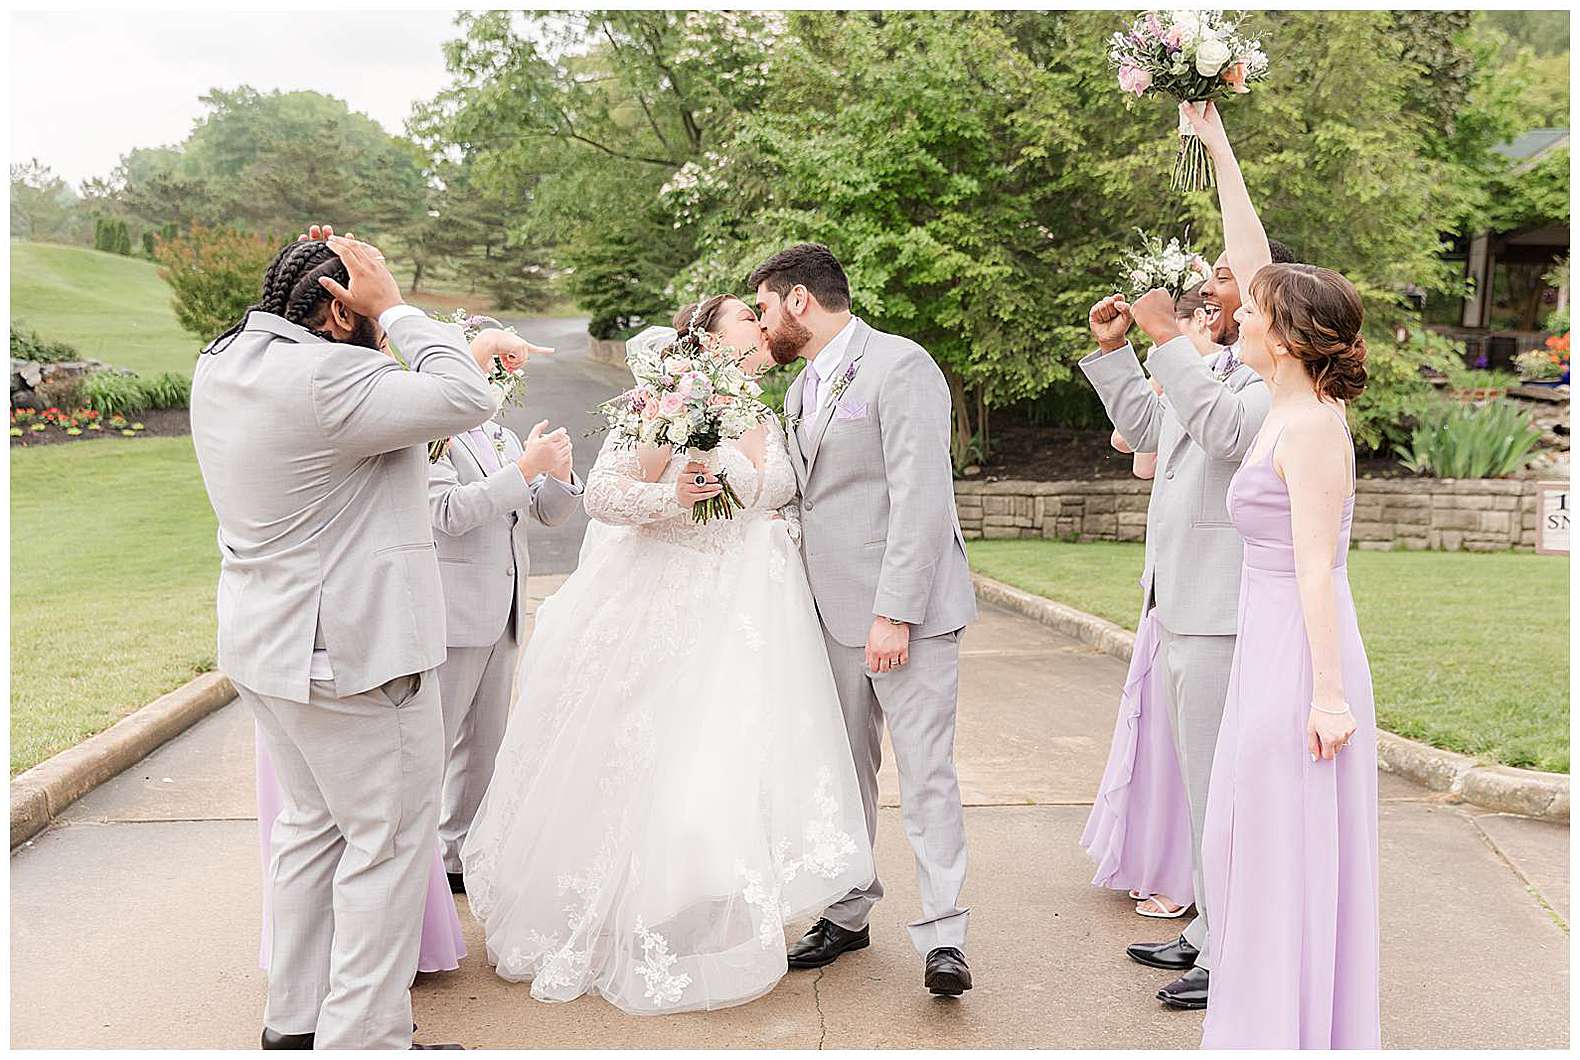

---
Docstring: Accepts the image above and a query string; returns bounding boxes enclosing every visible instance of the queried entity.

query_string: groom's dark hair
[1268,238,1296,265]
[204,239,353,355]
[747,243,851,313]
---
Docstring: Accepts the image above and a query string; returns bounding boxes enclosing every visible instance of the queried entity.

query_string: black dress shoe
[1125,934,1199,971]
[787,918,870,969]
[411,1044,464,1050]
[261,1028,314,1050]
[1157,965,1209,1010]
[924,947,972,996]
[447,872,466,895]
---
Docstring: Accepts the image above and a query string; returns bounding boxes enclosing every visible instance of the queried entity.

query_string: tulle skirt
[461,515,874,1014]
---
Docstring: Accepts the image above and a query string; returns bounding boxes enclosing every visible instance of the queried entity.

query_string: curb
[10,671,235,850]
[972,573,1570,824]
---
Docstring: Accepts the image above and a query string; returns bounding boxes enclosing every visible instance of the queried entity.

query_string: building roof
[1495,128,1569,161]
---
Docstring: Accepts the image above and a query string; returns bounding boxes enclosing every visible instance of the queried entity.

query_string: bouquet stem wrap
[1173,109,1217,192]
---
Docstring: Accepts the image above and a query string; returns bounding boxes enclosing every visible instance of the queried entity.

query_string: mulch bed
[970,424,1413,482]
[10,408,191,449]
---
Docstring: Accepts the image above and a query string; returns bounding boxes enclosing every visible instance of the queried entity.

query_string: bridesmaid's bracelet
[1311,701,1353,716]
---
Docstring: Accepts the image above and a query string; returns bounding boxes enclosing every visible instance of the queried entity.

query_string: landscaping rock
[10,358,136,410]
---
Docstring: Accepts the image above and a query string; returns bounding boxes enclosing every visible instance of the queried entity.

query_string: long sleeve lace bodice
[583,417,801,550]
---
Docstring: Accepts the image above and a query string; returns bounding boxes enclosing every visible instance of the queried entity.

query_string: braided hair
[204,239,352,355]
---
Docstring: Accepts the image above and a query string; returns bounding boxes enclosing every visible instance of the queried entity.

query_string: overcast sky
[10,9,468,188]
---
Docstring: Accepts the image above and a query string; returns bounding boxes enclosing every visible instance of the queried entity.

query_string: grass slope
[967,539,1570,773]
[9,240,200,377]
[10,438,218,775]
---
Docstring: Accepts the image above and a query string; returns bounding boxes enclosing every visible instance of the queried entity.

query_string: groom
[751,243,978,997]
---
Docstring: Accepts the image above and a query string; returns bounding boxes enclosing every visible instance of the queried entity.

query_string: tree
[9,160,79,243]
[153,226,281,341]
[414,10,785,331]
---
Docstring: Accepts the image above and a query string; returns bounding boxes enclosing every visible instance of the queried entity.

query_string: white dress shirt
[802,316,860,422]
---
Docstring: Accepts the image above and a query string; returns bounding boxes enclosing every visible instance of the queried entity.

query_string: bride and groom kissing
[190,235,976,1048]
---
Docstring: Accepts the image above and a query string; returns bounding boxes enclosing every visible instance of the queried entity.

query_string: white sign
[1537,482,1569,555]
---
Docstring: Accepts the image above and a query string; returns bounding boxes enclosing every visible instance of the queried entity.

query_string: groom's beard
[767,316,812,366]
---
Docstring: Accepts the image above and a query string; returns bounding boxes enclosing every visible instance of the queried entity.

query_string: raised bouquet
[395,309,529,462]
[1118,228,1211,299]
[1109,9,1270,191]
[595,309,770,523]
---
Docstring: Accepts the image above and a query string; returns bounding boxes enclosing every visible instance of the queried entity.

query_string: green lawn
[9,240,200,376]
[968,539,1571,774]
[10,437,218,775]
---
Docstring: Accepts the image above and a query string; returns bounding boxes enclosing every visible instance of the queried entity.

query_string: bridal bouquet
[595,313,769,523]
[1118,229,1211,299]
[1108,9,1270,191]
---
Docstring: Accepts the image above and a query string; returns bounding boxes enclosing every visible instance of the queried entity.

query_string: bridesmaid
[1168,99,1381,1048]
[255,725,467,973]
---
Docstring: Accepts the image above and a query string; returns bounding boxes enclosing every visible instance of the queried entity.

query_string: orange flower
[1221,63,1251,94]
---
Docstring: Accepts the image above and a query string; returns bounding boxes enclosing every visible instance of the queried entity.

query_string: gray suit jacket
[191,310,497,703]
[1079,335,1270,636]
[429,422,583,648]
[787,318,977,648]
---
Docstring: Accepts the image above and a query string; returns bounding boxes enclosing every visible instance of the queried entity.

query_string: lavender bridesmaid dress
[1080,605,1195,905]
[1200,424,1380,1048]
[255,722,467,973]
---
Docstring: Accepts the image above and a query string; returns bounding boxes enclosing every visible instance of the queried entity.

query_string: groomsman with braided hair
[1079,238,1295,1013]
[193,227,493,1049]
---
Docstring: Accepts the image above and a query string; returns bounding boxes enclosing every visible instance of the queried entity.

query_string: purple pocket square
[835,400,868,421]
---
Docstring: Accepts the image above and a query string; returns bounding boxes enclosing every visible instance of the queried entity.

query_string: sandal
[1135,894,1190,919]
[1128,889,1149,901]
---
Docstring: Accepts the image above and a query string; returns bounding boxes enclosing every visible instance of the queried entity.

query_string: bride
[461,295,875,1015]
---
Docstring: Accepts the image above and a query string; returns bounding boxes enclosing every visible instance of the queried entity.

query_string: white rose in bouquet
[1195,37,1232,77]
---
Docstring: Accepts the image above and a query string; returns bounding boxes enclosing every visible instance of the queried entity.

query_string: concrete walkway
[10,583,1569,1048]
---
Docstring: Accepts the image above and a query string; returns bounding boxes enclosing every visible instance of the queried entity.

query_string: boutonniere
[1213,347,1241,382]
[428,438,451,463]
[827,359,860,406]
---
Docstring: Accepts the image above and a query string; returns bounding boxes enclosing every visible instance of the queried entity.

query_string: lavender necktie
[467,427,501,472]
[799,361,821,449]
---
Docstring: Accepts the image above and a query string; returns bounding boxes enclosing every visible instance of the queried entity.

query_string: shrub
[1348,327,1462,456]
[154,225,280,342]
[80,372,150,416]
[141,372,191,410]
[9,323,80,363]
[80,371,192,416]
[1394,400,1543,479]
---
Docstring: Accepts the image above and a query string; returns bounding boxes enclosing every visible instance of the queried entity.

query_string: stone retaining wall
[588,337,626,365]
[955,477,1549,552]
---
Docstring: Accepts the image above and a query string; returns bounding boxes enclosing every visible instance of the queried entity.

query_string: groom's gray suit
[787,317,977,955]
[1080,334,1269,968]
[428,422,582,872]
[191,308,496,1048]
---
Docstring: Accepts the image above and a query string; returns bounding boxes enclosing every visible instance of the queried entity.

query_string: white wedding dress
[461,418,874,1015]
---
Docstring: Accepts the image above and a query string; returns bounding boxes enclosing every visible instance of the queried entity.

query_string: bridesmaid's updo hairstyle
[1250,263,1368,402]
[672,294,732,336]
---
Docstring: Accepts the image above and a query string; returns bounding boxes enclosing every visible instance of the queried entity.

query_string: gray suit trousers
[242,670,444,1050]
[822,628,970,955]
[436,616,520,872]
[1153,620,1236,969]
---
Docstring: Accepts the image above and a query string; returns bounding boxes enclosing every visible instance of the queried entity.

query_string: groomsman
[428,337,581,891]
[1079,241,1293,1012]
[191,232,493,1049]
